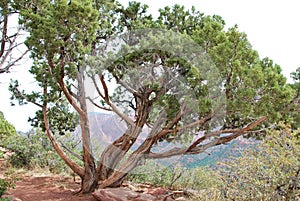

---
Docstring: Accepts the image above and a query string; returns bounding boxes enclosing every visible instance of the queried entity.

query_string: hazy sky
[0,0,299,132]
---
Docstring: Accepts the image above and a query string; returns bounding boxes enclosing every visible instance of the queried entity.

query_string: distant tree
[0,0,29,74]
[10,1,298,193]
[0,111,16,141]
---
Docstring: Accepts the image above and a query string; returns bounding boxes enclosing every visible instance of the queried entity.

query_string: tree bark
[78,114,98,193]
[97,96,151,181]
[97,124,143,180]
[77,67,98,193]
[42,84,84,177]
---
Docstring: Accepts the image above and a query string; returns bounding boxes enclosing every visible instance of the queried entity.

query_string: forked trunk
[98,153,145,188]
[81,168,98,193]
[98,137,154,188]
[97,126,142,180]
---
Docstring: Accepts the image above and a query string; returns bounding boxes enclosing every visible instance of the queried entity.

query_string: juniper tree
[10,1,298,193]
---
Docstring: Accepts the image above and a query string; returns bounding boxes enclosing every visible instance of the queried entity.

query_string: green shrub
[0,178,8,197]
[127,160,176,187]
[216,123,300,200]
[2,129,70,173]
[0,151,4,159]
[127,160,221,190]
[173,166,221,190]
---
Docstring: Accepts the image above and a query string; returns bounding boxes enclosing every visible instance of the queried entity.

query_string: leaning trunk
[97,125,143,181]
[99,153,146,188]
[97,98,151,181]
[98,136,155,188]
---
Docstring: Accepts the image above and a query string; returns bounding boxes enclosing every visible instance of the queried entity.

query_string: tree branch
[86,96,112,111]
[90,74,106,100]
[59,141,83,161]
[92,74,135,126]
[12,87,43,108]
[48,58,85,117]
[118,79,142,98]
[99,74,109,102]
[42,84,84,177]
[148,116,267,159]
[0,12,8,58]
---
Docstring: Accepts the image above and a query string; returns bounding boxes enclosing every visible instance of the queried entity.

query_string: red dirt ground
[4,175,96,201]
[0,160,96,201]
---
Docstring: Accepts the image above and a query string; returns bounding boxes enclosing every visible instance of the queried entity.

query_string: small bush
[2,129,70,173]
[127,160,221,190]
[127,160,176,187]
[216,123,300,200]
[0,178,8,197]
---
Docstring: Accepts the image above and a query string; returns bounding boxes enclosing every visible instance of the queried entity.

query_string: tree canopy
[8,0,299,193]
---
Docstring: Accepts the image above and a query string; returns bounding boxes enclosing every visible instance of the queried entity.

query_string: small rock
[164,196,176,201]
[134,193,156,201]
[147,187,168,196]
[93,188,139,201]
[175,197,187,201]
[11,198,22,201]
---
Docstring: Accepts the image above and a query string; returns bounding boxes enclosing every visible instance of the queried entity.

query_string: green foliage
[19,0,98,63]
[0,150,4,159]
[0,169,18,199]
[2,129,70,173]
[103,3,296,135]
[28,101,79,135]
[215,123,300,200]
[289,67,300,130]
[127,160,220,190]
[0,112,16,141]
[0,179,7,197]
[127,161,171,187]
[9,0,300,190]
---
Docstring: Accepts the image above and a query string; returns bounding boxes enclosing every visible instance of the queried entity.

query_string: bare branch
[0,14,8,58]
[118,79,142,98]
[148,116,267,159]
[108,101,135,126]
[86,96,112,111]
[59,141,83,161]
[0,49,29,72]
[174,112,215,132]
[91,74,135,126]
[99,74,109,101]
[90,74,106,100]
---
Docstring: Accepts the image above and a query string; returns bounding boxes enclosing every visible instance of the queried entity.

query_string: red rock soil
[3,175,97,201]
[1,159,188,201]
[0,160,96,201]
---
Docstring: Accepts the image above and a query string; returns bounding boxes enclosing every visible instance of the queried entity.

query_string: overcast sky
[0,0,299,132]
